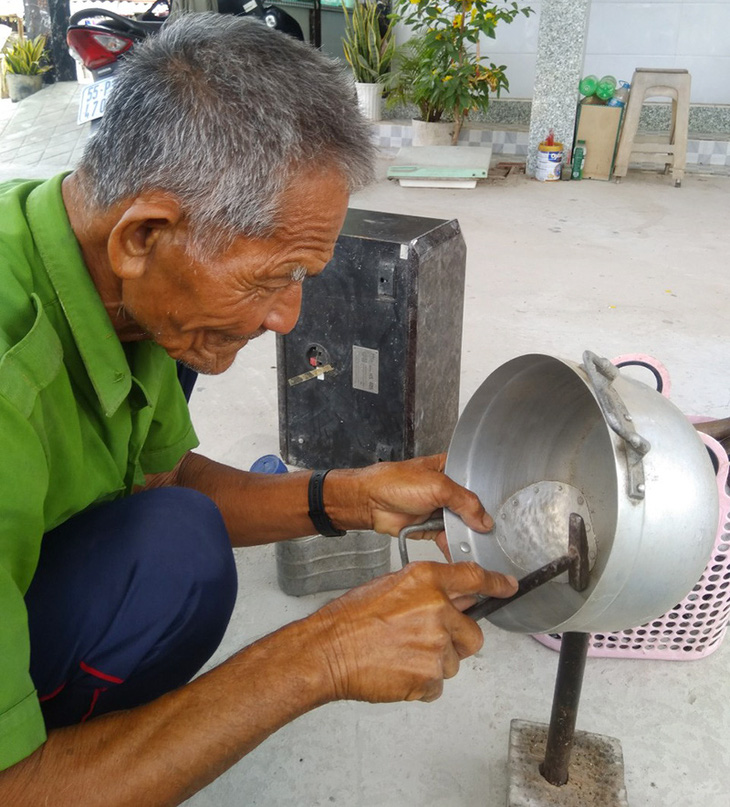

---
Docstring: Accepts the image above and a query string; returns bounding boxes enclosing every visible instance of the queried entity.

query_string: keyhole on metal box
[306,344,330,368]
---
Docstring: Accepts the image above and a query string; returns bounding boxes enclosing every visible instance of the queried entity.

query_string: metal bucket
[444,351,719,634]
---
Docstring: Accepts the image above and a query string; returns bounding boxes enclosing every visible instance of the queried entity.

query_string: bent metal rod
[398,512,591,620]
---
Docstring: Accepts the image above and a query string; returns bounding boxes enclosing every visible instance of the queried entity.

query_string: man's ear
[108,193,183,280]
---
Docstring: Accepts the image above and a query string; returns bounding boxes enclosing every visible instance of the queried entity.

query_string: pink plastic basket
[533,355,730,661]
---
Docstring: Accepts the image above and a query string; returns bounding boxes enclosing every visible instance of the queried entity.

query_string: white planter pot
[355,82,382,122]
[6,73,43,103]
[411,119,455,146]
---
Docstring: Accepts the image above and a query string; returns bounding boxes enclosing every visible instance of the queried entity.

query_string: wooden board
[575,105,624,181]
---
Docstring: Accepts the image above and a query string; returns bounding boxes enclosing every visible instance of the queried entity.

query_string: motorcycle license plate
[77,77,116,125]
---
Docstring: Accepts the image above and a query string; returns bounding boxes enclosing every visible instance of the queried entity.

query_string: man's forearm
[167,450,492,547]
[1,616,335,807]
[1,558,517,807]
[173,452,365,546]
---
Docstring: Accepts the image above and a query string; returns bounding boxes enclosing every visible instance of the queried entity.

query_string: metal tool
[465,513,591,620]
[397,512,591,620]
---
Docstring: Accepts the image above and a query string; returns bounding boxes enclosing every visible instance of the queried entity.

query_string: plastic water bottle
[250,454,288,474]
[596,75,617,101]
[607,80,630,108]
[571,140,586,180]
[579,74,598,96]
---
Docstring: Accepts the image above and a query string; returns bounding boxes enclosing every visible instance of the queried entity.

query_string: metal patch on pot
[494,481,598,582]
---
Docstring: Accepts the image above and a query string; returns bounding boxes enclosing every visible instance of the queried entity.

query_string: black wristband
[308,470,346,537]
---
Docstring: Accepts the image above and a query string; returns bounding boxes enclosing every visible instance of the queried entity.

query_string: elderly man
[0,14,516,805]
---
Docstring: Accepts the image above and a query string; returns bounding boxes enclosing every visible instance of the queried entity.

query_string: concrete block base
[507,719,629,806]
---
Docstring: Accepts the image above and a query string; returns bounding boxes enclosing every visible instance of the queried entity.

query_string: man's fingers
[480,568,519,598]
[414,680,444,703]
[434,531,452,562]
[441,642,462,679]
[446,608,485,660]
[419,452,447,474]
[437,560,518,600]
[408,528,444,543]
[448,489,495,532]
[415,454,494,532]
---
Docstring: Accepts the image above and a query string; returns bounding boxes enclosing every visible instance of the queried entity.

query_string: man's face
[119,167,349,374]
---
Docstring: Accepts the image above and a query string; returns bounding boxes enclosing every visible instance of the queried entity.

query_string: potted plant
[3,34,51,103]
[388,0,533,145]
[383,35,455,145]
[341,0,396,122]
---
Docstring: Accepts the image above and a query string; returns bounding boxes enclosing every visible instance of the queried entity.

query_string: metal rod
[539,631,590,786]
[464,553,572,620]
[398,518,446,567]
[568,512,590,592]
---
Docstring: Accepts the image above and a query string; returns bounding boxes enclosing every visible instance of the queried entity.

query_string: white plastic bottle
[608,80,630,108]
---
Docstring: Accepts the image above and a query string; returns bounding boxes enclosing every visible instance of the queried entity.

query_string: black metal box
[277,208,466,469]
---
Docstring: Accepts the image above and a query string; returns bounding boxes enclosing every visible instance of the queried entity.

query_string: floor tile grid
[0,83,88,170]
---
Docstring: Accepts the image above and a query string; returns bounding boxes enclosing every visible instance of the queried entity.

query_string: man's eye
[291,266,307,283]
[214,333,247,345]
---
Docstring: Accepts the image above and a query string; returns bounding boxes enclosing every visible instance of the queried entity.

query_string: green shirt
[0,175,199,770]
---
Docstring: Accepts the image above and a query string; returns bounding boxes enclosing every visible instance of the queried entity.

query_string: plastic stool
[613,68,691,187]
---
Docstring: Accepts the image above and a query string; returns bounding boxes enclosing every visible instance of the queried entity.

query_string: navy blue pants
[24,487,238,729]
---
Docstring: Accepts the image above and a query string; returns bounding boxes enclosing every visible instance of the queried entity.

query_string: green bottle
[572,141,586,180]
[579,74,598,96]
[596,75,617,101]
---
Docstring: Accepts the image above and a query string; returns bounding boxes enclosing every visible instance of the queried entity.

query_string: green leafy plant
[389,0,533,143]
[3,34,51,76]
[384,35,451,124]
[341,0,396,84]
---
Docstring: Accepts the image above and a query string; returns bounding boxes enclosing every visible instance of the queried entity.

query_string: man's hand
[309,560,518,703]
[326,454,493,556]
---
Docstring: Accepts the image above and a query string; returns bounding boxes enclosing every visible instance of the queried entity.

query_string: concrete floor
[3,83,730,806]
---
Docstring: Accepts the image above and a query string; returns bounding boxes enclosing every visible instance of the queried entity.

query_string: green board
[388,166,488,180]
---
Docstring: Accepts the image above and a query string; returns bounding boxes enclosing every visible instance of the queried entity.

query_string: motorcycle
[67,0,304,127]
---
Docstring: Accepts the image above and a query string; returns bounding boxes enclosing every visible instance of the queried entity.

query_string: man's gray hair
[78,14,375,255]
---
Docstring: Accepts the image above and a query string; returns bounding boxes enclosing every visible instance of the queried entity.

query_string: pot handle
[611,353,672,398]
[583,351,651,501]
[397,517,445,567]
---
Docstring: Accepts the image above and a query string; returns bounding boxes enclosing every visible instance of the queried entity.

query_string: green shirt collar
[25,174,132,417]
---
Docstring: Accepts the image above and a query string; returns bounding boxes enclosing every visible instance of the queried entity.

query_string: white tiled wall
[469,4,541,100]
[585,1,730,104]
[396,0,729,104]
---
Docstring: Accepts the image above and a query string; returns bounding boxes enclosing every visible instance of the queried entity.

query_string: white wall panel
[496,55,539,98]
[587,3,681,55]
[395,0,729,103]
[479,8,542,53]
[676,4,730,56]
[585,1,729,102]
[478,0,541,97]
[679,56,730,104]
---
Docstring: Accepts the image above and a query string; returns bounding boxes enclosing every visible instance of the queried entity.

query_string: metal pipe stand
[506,632,629,806]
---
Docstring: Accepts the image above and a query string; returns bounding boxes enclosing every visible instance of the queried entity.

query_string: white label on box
[352,346,379,394]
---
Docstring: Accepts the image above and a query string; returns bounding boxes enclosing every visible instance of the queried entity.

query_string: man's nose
[263,283,303,334]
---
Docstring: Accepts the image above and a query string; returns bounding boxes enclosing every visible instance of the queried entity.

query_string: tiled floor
[0,81,88,175]
[3,80,730,807]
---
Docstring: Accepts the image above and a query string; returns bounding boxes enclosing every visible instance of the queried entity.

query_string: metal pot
[444,351,719,634]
